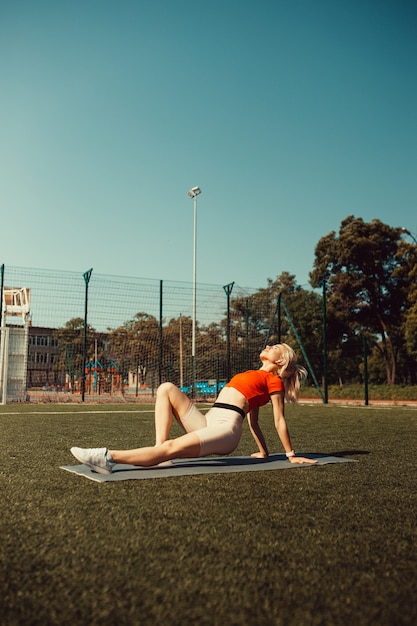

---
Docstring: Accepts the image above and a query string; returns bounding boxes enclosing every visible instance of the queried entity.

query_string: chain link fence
[1,265,282,403]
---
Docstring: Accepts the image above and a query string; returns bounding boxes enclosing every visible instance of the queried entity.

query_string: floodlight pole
[193,196,197,370]
[188,186,201,398]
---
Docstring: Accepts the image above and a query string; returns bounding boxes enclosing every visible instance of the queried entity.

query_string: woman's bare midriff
[215,386,249,414]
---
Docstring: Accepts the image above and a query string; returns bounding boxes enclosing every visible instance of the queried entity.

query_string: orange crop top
[226,369,284,411]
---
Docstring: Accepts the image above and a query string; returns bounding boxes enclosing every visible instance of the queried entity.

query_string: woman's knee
[160,433,201,458]
[157,382,177,398]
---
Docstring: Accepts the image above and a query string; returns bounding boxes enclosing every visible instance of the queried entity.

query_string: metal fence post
[322,281,328,404]
[159,280,163,386]
[363,335,369,406]
[82,268,93,402]
[277,292,282,344]
[245,299,249,370]
[223,282,234,381]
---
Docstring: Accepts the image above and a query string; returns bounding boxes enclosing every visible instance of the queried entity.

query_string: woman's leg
[110,431,201,467]
[154,382,204,445]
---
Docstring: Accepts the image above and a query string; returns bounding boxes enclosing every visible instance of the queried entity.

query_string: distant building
[27,326,63,388]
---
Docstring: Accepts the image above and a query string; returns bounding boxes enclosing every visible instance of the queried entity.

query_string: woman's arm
[247,406,269,458]
[271,393,317,465]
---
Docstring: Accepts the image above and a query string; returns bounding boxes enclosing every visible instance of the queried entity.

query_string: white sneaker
[70,447,115,475]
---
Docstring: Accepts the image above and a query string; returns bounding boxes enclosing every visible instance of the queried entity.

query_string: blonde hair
[275,343,307,403]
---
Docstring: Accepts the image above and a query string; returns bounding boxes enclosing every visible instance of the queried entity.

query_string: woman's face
[260,344,283,365]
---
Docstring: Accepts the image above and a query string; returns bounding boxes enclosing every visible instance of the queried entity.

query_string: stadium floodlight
[188,186,202,397]
[188,186,201,199]
[401,227,417,244]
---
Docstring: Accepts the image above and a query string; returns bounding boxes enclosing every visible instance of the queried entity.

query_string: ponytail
[275,343,307,403]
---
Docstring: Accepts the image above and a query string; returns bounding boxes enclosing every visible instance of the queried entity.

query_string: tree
[310,216,411,384]
[107,313,159,386]
[162,315,192,384]
[54,317,99,390]
[396,239,417,353]
[228,272,323,380]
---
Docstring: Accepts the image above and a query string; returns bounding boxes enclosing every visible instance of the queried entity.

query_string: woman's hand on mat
[289,455,317,465]
[251,452,268,459]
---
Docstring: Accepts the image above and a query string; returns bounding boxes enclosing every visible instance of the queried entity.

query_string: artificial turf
[0,403,416,626]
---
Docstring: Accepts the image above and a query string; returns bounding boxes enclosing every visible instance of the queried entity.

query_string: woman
[71,343,317,474]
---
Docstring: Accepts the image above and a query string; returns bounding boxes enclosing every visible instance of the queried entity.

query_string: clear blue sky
[1,0,416,290]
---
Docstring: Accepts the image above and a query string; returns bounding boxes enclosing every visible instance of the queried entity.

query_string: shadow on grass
[325,450,371,457]
[110,452,356,475]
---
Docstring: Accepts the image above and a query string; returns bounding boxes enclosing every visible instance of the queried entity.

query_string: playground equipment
[0,287,31,403]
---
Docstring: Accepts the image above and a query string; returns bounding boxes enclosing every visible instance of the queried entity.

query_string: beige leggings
[180,402,244,456]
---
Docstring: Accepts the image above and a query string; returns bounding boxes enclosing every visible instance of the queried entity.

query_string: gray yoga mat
[60,453,356,483]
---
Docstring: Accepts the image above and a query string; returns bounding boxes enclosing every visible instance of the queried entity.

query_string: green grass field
[1,402,416,626]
